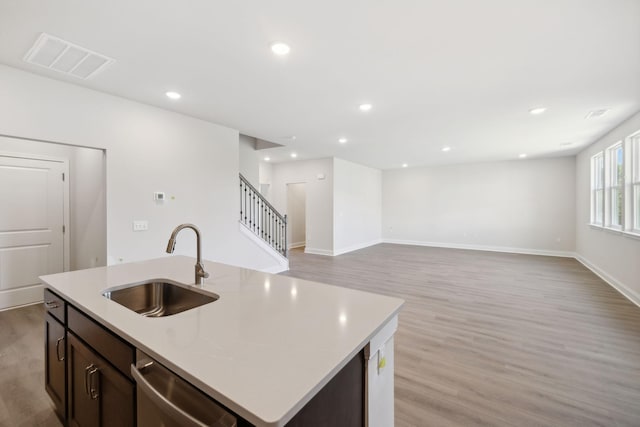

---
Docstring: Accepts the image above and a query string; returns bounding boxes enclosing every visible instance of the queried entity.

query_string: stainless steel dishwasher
[131,350,237,427]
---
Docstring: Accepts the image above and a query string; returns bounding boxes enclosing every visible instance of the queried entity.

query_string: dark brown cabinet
[44,288,135,427]
[67,333,134,427]
[44,312,66,421]
[44,286,364,427]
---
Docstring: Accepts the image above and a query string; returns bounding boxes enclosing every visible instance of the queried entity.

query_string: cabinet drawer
[44,289,66,323]
[68,305,135,379]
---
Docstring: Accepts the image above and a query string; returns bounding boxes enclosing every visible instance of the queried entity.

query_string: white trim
[288,241,305,250]
[238,222,289,272]
[0,300,43,313]
[304,247,334,256]
[62,159,70,272]
[333,239,383,256]
[574,254,640,308]
[382,239,575,258]
[301,239,384,257]
[0,284,45,311]
[623,230,640,241]
[587,223,640,241]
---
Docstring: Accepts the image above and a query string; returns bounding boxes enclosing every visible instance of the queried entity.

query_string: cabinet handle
[55,337,65,361]
[88,366,100,400]
[84,364,95,396]
[44,301,59,309]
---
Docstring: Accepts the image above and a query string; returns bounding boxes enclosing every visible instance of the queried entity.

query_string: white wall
[270,158,334,255]
[71,147,107,270]
[239,134,260,188]
[286,183,306,248]
[0,135,106,271]
[333,158,382,255]
[259,161,273,201]
[382,157,576,255]
[0,64,281,273]
[576,111,640,302]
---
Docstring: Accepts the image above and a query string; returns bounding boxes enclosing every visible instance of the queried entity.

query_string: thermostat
[153,192,165,201]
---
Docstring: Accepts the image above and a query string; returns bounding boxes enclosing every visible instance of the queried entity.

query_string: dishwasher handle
[131,363,209,427]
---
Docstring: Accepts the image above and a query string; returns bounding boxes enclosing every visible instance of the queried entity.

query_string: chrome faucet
[166,224,210,285]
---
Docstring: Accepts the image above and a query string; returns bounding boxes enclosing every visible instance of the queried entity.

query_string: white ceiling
[0,0,639,169]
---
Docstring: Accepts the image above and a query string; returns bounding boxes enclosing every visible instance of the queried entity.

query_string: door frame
[0,151,70,272]
[286,181,308,250]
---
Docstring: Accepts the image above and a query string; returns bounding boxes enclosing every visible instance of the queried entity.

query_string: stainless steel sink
[102,280,218,317]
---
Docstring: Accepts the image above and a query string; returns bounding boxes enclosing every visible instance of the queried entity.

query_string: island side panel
[285,350,365,427]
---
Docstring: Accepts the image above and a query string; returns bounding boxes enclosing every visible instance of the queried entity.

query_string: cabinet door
[67,333,134,427]
[44,312,66,420]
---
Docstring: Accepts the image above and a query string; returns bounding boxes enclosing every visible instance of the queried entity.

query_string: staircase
[239,174,288,258]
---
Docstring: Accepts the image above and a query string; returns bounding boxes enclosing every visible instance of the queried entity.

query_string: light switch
[133,220,149,231]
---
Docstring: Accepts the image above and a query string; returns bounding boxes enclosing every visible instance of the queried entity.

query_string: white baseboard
[333,239,383,256]
[382,239,575,258]
[574,254,640,308]
[0,284,45,311]
[304,247,334,256]
[288,241,305,250]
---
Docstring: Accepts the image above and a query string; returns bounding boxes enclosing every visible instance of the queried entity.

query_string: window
[631,132,640,232]
[605,142,624,228]
[591,152,604,225]
[591,130,640,236]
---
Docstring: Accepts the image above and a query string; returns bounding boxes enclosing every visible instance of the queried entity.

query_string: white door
[0,155,66,310]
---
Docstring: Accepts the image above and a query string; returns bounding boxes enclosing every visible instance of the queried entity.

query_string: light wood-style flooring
[2,244,639,426]
[282,244,640,427]
[0,303,61,427]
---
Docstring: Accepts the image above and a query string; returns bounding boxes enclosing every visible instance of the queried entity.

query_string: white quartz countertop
[40,256,403,426]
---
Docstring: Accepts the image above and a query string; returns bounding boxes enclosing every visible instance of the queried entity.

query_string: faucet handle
[203,271,210,279]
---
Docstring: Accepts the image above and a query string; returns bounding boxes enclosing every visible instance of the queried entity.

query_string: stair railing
[239,173,287,257]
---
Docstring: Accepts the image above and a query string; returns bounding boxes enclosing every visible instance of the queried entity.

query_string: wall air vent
[23,33,114,80]
[585,109,610,119]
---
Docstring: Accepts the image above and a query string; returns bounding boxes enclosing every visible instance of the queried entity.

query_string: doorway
[0,154,68,309]
[0,135,107,310]
[286,183,306,250]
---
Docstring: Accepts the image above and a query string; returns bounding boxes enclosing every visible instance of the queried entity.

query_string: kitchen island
[40,255,403,426]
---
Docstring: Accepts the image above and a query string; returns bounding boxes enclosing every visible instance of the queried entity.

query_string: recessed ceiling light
[271,42,291,56]
[264,157,270,161]
[441,146,451,152]
[290,153,297,158]
[519,153,528,158]
[359,103,372,112]
[402,163,408,168]
[338,137,348,144]
[165,91,181,100]
[529,107,546,115]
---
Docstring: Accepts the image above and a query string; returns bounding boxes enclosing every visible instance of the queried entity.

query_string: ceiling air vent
[24,33,114,79]
[585,109,610,119]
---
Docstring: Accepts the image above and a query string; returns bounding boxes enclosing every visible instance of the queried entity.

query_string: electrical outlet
[133,220,149,231]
